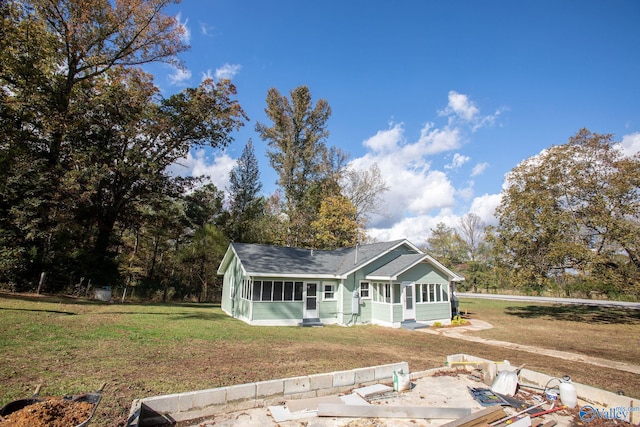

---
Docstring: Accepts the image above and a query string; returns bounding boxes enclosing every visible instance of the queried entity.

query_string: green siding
[371,302,391,322]
[251,302,303,320]
[416,303,450,321]
[392,304,403,322]
[357,299,372,321]
[319,299,338,318]
[398,263,448,284]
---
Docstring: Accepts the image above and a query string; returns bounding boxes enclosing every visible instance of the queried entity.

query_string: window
[283,281,294,301]
[294,282,303,301]
[323,283,336,300]
[417,283,449,303]
[393,283,401,304]
[252,281,261,301]
[359,282,370,299]
[442,285,449,301]
[261,281,273,301]
[372,283,391,303]
[252,280,303,301]
[383,283,391,303]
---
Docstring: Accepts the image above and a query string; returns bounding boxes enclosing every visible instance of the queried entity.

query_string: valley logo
[579,405,639,422]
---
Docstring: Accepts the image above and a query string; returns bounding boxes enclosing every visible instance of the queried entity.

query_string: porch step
[401,320,429,330]
[301,318,324,327]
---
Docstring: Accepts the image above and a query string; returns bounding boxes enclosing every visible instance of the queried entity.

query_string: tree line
[427,129,640,299]
[2,1,638,301]
[0,0,387,300]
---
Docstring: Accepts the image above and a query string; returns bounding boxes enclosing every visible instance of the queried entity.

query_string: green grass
[1,293,638,426]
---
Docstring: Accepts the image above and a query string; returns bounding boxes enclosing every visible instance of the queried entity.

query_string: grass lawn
[1,293,638,426]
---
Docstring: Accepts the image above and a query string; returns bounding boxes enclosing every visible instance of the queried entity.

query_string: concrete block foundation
[127,361,408,426]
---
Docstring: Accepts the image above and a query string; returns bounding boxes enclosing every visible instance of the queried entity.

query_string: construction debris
[437,406,506,427]
[317,404,472,419]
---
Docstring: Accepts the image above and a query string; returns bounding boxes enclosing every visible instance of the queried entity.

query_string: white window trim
[322,282,337,301]
[359,281,371,299]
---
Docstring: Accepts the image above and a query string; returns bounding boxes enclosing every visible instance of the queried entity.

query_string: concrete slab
[132,356,639,427]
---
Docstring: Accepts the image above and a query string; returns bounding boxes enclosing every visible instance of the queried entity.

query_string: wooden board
[439,406,506,427]
[317,403,472,419]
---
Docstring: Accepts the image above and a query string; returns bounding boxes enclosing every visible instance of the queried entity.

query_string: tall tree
[341,163,389,227]
[65,70,246,287]
[255,85,332,247]
[226,139,264,242]
[184,183,225,230]
[495,129,640,296]
[457,213,485,262]
[1,0,189,287]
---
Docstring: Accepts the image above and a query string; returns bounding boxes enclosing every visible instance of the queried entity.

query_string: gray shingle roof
[365,253,428,279]
[230,240,408,277]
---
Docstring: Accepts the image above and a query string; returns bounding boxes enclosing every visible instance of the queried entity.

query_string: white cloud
[167,66,192,86]
[440,90,479,122]
[616,132,640,157]
[168,149,235,190]
[201,69,214,82]
[199,21,215,36]
[418,123,462,154]
[176,13,191,43]
[469,193,502,226]
[367,209,461,246]
[215,63,242,80]
[355,91,503,245]
[446,153,470,169]
[471,162,489,177]
[362,123,403,153]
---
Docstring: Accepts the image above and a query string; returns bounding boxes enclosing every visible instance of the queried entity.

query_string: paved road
[456,292,640,309]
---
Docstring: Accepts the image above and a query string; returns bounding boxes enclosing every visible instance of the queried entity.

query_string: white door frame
[303,282,319,319]
[402,281,415,320]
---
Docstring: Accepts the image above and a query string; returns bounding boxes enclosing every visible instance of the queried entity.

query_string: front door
[403,281,415,320]
[303,282,318,319]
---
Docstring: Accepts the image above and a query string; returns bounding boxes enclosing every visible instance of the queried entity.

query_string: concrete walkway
[420,319,640,375]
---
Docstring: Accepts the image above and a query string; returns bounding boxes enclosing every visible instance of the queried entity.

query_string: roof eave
[246,273,343,280]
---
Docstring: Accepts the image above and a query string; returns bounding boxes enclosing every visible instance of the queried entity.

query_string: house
[217,239,464,327]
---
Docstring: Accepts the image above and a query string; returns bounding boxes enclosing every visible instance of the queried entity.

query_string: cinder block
[333,370,355,387]
[375,362,408,381]
[256,379,284,398]
[226,383,256,402]
[283,390,318,400]
[284,376,310,395]
[142,393,181,414]
[309,373,333,391]
[354,367,375,384]
[190,387,227,409]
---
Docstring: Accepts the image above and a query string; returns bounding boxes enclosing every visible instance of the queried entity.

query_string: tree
[184,183,225,230]
[457,213,485,262]
[1,0,190,288]
[425,223,466,266]
[63,69,246,287]
[178,224,228,302]
[341,163,389,227]
[2,0,188,166]
[226,139,264,242]
[494,129,640,296]
[311,195,362,250]
[255,85,332,247]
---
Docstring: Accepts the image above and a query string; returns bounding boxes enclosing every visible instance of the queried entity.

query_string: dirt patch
[0,397,94,427]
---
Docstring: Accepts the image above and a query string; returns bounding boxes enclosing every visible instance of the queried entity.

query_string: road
[456,292,640,309]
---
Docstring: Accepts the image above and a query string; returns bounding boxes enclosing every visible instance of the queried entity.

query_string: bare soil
[0,397,94,427]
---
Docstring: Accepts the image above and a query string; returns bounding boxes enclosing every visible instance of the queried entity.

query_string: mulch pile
[0,397,94,427]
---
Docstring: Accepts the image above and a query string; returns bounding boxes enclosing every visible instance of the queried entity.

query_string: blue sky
[149,0,640,245]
